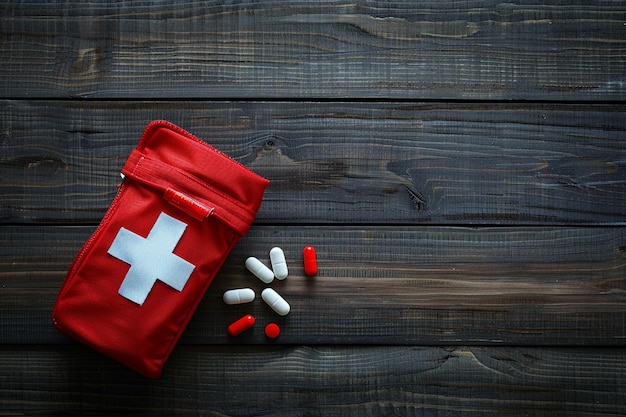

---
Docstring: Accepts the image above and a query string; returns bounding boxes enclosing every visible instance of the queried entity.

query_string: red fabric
[52,121,269,378]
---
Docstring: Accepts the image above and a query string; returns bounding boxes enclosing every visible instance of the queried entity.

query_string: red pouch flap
[52,121,269,378]
[123,121,265,234]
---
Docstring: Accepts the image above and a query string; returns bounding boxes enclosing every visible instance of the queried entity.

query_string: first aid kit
[52,120,269,378]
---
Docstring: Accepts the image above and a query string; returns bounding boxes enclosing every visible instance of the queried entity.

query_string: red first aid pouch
[52,120,269,378]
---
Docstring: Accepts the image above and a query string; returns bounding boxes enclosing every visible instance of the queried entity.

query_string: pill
[227,314,255,336]
[265,322,281,339]
[223,288,255,305]
[261,288,290,316]
[303,245,318,276]
[269,246,288,280]
[245,256,274,283]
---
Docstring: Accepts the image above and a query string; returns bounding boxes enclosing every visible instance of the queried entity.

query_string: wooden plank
[2,225,624,345]
[1,345,625,415]
[1,1,625,100]
[1,101,625,225]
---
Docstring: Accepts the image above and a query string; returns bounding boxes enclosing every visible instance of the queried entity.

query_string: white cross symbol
[107,212,195,305]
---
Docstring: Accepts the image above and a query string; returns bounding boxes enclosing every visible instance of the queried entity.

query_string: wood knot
[69,47,102,76]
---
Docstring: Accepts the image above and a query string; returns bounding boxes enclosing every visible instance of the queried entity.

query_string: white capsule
[261,288,290,316]
[269,246,288,280]
[223,288,256,305]
[245,256,274,283]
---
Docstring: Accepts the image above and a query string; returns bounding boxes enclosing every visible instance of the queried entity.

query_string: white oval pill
[269,246,288,280]
[261,288,290,316]
[245,256,274,283]
[223,288,255,305]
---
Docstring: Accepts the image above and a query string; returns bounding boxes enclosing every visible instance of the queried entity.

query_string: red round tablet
[264,322,281,339]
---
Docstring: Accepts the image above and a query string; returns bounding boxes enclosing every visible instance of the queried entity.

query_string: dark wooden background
[1,1,625,415]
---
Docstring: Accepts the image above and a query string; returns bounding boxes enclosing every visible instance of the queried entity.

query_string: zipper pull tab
[116,173,126,190]
[164,188,214,221]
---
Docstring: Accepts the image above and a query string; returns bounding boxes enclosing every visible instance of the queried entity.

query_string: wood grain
[2,225,624,345]
[1,101,624,224]
[2,1,626,413]
[1,1,625,99]
[1,345,624,416]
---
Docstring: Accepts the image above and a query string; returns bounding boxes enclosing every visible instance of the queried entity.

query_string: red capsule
[227,314,255,336]
[303,245,318,276]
